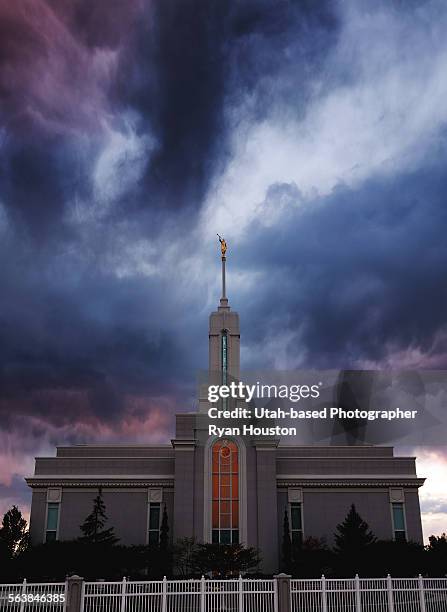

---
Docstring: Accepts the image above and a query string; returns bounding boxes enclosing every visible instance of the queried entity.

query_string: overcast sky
[0,0,446,541]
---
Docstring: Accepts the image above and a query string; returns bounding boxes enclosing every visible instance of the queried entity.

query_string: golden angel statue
[217,234,227,257]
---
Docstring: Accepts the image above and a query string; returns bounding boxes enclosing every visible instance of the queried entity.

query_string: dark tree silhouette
[160,504,169,551]
[191,543,261,577]
[334,504,376,576]
[0,505,28,558]
[282,508,292,572]
[428,533,447,553]
[290,537,334,578]
[334,504,376,554]
[172,538,199,577]
[158,504,171,576]
[79,488,119,545]
[363,540,426,577]
[427,533,447,576]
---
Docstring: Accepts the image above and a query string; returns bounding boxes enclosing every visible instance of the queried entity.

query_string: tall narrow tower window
[221,330,228,385]
[212,439,239,544]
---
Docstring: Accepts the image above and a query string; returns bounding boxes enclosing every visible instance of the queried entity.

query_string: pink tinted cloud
[412,448,447,540]
[0,390,176,495]
[0,446,34,487]
[0,0,144,135]
[358,330,447,369]
[0,394,174,518]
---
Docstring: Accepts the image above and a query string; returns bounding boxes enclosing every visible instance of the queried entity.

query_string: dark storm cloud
[0,0,338,234]
[1,0,447,529]
[111,0,337,213]
[237,164,447,369]
[0,136,84,242]
[45,0,144,49]
[132,1,230,210]
[0,0,339,434]
[0,258,191,429]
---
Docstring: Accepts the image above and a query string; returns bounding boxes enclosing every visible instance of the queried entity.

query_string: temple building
[26,242,425,573]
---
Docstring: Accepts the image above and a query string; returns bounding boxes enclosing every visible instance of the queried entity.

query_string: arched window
[212,439,239,544]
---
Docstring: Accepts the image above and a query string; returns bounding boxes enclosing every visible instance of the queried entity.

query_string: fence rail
[0,576,446,612]
[0,580,67,611]
[290,576,447,612]
[82,576,277,612]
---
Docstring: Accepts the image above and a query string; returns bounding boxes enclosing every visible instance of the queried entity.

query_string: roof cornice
[277,477,425,488]
[26,477,174,488]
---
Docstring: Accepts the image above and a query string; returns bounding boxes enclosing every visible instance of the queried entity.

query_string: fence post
[418,575,427,612]
[387,575,394,612]
[355,574,361,612]
[239,575,244,612]
[321,575,328,612]
[200,576,205,612]
[274,573,291,612]
[19,578,26,612]
[273,576,278,612]
[120,577,127,612]
[66,575,84,612]
[162,576,167,612]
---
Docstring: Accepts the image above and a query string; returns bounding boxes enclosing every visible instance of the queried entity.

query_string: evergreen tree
[0,505,28,558]
[79,488,119,545]
[334,504,376,555]
[159,504,169,551]
[158,504,171,576]
[282,508,292,572]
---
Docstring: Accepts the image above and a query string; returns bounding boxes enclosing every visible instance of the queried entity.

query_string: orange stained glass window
[211,439,239,544]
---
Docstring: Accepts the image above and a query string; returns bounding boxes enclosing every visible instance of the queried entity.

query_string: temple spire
[217,234,229,309]
[203,235,239,401]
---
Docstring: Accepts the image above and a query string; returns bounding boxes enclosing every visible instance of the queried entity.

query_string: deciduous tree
[0,505,28,558]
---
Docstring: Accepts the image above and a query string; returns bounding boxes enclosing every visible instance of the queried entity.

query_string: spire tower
[209,236,240,381]
[217,234,229,309]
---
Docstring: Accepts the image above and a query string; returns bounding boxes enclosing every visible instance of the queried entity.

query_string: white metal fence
[0,580,67,611]
[1,576,446,612]
[81,577,277,612]
[290,576,447,612]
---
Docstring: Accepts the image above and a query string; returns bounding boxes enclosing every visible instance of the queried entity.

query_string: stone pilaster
[255,439,279,573]
[172,439,196,540]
